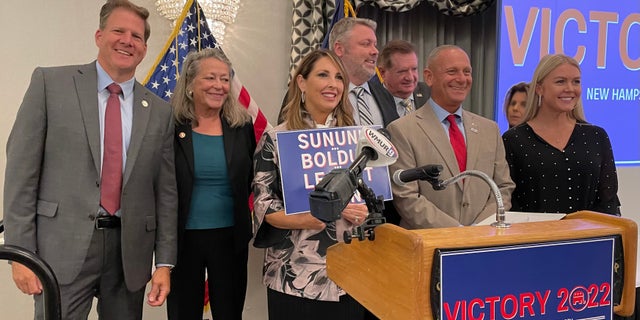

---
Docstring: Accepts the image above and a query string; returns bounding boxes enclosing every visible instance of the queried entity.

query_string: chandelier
[155,0,240,45]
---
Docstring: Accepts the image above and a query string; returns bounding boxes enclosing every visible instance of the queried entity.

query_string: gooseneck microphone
[392,164,443,186]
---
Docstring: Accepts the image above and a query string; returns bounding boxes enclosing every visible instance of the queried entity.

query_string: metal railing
[0,219,61,320]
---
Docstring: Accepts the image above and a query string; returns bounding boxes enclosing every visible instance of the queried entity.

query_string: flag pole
[142,0,196,85]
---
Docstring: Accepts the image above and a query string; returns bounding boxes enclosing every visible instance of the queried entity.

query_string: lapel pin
[416,93,423,98]
[179,132,186,139]
[470,127,478,133]
[141,100,149,107]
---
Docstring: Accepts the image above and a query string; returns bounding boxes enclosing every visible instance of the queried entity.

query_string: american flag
[142,0,268,317]
[143,0,270,142]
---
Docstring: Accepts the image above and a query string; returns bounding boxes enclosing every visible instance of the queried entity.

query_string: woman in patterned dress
[252,49,369,320]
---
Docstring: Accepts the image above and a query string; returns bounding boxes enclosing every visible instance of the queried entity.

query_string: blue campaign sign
[439,237,615,320]
[276,126,393,215]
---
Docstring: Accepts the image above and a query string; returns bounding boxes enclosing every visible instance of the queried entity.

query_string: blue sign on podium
[439,237,615,320]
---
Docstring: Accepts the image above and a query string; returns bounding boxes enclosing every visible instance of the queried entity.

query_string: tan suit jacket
[387,102,514,229]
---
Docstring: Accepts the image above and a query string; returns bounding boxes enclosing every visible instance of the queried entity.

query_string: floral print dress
[252,118,353,302]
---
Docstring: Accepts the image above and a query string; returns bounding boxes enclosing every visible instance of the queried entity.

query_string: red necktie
[446,114,466,172]
[101,83,123,215]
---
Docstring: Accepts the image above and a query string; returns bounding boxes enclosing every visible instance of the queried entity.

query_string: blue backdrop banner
[495,0,640,165]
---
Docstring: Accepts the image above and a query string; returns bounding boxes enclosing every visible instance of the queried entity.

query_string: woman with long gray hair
[167,48,256,320]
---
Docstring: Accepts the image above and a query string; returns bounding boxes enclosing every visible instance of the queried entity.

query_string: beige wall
[0,0,289,318]
[2,0,639,319]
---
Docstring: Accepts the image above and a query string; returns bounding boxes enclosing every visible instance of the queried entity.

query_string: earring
[187,90,193,99]
[301,91,306,104]
[537,95,542,106]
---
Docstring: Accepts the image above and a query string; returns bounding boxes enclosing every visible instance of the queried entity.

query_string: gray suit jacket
[387,102,514,229]
[4,62,178,291]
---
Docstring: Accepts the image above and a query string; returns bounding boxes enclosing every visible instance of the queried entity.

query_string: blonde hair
[282,49,354,130]
[171,48,251,127]
[522,54,586,123]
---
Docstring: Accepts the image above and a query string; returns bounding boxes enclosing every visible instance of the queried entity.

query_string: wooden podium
[327,211,637,319]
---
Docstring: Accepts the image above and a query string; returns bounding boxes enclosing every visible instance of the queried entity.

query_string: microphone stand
[310,145,387,243]
[432,170,510,228]
[340,150,386,243]
[343,177,386,243]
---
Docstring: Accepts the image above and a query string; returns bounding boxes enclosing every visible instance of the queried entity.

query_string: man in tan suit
[387,45,514,229]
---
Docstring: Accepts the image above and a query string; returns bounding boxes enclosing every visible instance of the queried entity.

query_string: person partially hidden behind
[167,48,256,320]
[502,54,620,215]
[503,81,529,128]
[375,39,430,119]
[387,45,514,229]
[252,49,369,319]
[3,0,177,319]
[373,39,431,227]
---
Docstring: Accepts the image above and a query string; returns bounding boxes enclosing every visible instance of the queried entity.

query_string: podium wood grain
[327,211,637,319]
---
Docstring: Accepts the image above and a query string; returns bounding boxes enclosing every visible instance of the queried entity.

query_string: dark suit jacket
[4,62,177,291]
[368,79,430,126]
[174,118,256,255]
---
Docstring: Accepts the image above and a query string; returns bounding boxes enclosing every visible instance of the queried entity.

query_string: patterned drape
[352,0,421,12]
[289,0,498,117]
[289,0,338,79]
[353,0,495,16]
[423,0,495,17]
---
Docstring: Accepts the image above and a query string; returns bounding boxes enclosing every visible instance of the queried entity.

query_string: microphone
[308,127,398,222]
[355,127,397,168]
[392,164,443,186]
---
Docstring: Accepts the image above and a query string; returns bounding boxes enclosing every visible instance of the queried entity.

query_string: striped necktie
[400,98,413,116]
[352,86,373,126]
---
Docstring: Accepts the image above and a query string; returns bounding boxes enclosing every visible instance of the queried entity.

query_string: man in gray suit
[387,45,514,229]
[3,1,177,319]
[376,39,430,120]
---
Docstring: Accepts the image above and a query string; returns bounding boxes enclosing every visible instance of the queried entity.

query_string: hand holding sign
[309,127,397,222]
